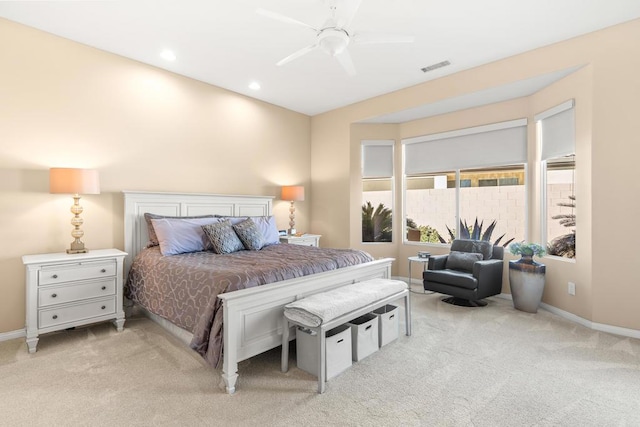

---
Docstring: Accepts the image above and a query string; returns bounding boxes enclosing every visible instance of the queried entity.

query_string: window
[405,173,456,243]
[362,141,394,243]
[459,166,526,244]
[403,119,527,244]
[536,100,576,259]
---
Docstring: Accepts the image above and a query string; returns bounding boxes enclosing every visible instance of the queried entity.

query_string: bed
[123,191,394,393]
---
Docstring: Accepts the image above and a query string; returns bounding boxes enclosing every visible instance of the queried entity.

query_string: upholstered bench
[281,278,411,393]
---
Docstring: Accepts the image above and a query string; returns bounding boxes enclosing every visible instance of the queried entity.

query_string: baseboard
[497,293,640,340]
[0,328,25,342]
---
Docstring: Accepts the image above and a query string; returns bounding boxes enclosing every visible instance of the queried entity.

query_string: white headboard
[123,191,274,276]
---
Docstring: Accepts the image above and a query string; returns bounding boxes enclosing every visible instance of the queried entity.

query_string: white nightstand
[279,234,321,247]
[22,248,127,353]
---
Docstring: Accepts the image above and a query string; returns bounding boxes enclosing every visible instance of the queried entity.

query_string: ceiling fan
[256,0,414,76]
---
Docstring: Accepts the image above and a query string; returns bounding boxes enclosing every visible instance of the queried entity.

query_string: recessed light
[160,50,176,61]
[248,81,261,90]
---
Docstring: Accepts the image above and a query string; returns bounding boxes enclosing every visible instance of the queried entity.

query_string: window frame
[402,164,527,245]
[361,140,395,244]
[536,100,576,261]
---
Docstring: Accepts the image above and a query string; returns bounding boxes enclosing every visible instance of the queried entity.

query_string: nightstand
[279,234,321,247]
[22,248,127,353]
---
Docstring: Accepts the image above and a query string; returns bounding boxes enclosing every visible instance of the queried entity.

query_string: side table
[408,256,430,294]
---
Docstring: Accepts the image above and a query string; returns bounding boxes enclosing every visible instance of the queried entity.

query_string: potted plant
[508,242,546,313]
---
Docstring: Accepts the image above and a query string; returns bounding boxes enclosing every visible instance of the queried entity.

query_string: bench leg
[318,327,326,394]
[281,317,290,373]
[405,293,412,336]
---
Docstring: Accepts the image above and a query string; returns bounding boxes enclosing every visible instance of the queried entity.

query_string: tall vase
[509,255,546,313]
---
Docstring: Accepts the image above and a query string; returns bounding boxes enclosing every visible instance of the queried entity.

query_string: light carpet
[1,292,639,426]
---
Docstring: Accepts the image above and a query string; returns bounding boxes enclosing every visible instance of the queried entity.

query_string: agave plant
[362,202,392,242]
[547,195,576,258]
[438,217,514,247]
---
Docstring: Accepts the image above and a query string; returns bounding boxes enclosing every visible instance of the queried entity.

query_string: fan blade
[353,33,415,45]
[256,8,317,32]
[333,0,362,29]
[277,43,318,66]
[335,49,356,76]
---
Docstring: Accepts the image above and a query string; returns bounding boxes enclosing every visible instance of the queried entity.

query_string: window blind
[362,140,394,178]
[402,119,527,175]
[535,100,575,160]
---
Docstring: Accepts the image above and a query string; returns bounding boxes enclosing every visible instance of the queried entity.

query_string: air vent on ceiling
[421,60,451,73]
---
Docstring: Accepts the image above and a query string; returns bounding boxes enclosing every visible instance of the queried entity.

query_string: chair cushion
[446,251,483,272]
[451,239,494,260]
[424,269,478,290]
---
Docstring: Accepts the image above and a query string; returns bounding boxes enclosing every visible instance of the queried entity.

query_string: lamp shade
[50,168,100,195]
[281,185,304,201]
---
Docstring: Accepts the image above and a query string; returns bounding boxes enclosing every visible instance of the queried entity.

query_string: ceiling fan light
[318,29,349,56]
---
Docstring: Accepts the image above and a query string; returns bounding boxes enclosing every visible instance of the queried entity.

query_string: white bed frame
[123,191,394,394]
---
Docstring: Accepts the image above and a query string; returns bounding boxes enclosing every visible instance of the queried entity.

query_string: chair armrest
[428,255,448,270]
[472,259,504,282]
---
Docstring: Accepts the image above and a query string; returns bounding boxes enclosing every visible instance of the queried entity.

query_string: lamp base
[66,248,89,254]
[67,239,87,254]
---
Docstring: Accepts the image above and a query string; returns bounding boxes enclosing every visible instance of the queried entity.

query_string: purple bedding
[124,244,374,367]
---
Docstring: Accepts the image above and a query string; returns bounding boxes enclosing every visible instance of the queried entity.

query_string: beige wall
[311,19,640,331]
[0,19,311,333]
[2,16,638,335]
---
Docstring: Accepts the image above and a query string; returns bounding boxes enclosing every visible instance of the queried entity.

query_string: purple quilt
[124,244,373,367]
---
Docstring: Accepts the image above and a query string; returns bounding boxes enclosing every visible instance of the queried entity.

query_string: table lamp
[281,185,305,235]
[50,168,100,254]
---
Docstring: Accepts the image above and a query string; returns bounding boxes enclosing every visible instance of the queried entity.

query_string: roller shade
[535,100,575,160]
[403,119,527,175]
[362,140,394,178]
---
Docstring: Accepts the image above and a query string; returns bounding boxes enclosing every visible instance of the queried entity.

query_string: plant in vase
[509,242,546,261]
[508,242,546,313]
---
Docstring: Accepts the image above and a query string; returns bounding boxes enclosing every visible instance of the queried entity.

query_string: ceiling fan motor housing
[318,28,350,56]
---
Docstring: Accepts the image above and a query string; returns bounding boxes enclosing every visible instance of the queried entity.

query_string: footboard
[217,257,394,394]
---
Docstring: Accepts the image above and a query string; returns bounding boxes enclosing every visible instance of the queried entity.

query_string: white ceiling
[1,0,640,119]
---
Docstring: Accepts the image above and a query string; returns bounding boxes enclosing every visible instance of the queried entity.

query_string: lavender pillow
[150,217,221,256]
[144,213,215,247]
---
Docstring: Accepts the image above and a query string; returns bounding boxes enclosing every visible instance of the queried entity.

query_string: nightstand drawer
[38,260,116,285]
[38,297,116,329]
[291,239,316,246]
[38,279,116,307]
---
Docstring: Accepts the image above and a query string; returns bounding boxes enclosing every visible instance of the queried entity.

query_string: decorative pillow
[151,217,221,256]
[446,251,483,272]
[144,213,215,247]
[216,215,280,246]
[202,220,245,254]
[233,218,265,251]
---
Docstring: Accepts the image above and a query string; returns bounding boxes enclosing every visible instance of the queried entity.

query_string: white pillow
[151,217,221,255]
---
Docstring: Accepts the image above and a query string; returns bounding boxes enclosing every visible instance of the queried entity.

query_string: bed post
[221,298,239,394]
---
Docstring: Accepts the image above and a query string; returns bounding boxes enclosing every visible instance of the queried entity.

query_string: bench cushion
[284,278,407,328]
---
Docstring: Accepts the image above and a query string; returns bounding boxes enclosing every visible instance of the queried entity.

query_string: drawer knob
[101,305,106,310]
[52,293,57,298]
[52,315,58,320]
[52,274,58,279]
[101,269,106,273]
[101,286,106,291]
